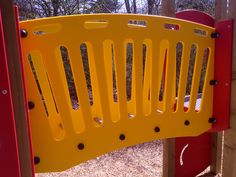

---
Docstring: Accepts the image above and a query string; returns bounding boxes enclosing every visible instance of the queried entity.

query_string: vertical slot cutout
[112,44,118,102]
[80,43,94,105]
[142,41,150,115]
[184,44,197,111]
[28,54,49,117]
[142,40,152,116]
[142,43,147,84]
[159,49,167,102]
[175,42,183,111]
[126,42,133,101]
[197,48,210,111]
[46,73,59,113]
[60,46,79,110]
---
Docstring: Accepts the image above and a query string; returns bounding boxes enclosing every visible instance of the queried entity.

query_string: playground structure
[0,1,235,177]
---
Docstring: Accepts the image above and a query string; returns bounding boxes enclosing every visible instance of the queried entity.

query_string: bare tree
[17,0,84,20]
[124,0,139,14]
[148,0,155,14]
[133,0,137,13]
[147,0,161,15]
[125,0,131,13]
[161,0,175,17]
[88,0,122,13]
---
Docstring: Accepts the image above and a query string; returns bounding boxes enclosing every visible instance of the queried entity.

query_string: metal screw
[77,143,85,150]
[20,29,28,38]
[154,127,160,133]
[184,120,190,126]
[211,32,220,38]
[1,89,7,95]
[119,134,126,141]
[28,101,35,110]
[209,117,217,123]
[210,80,218,86]
[34,156,40,165]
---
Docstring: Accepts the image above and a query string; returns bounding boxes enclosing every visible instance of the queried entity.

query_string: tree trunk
[125,0,131,13]
[133,0,137,13]
[52,0,59,16]
[148,0,154,14]
[161,0,175,17]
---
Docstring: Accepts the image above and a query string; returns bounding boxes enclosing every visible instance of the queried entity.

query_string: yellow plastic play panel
[20,14,215,172]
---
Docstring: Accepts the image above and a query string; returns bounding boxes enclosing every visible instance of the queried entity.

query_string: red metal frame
[211,19,233,131]
[14,6,35,175]
[0,5,231,176]
[176,10,215,26]
[0,10,21,177]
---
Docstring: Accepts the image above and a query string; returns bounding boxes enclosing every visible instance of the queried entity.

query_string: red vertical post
[211,19,233,131]
[0,2,34,176]
[0,10,21,177]
[14,6,35,174]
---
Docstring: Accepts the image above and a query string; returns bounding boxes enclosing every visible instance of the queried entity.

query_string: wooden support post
[163,139,176,177]
[210,132,223,175]
[0,1,34,177]
[161,1,176,176]
[209,1,228,175]
[222,0,236,176]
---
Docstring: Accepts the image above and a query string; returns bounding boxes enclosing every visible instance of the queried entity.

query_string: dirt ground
[36,140,163,177]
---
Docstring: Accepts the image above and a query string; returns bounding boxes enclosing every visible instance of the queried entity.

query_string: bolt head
[34,156,40,165]
[1,89,7,95]
[78,143,85,150]
[210,80,218,86]
[119,134,126,141]
[209,117,217,123]
[211,32,220,38]
[184,120,190,126]
[154,127,160,132]
[28,101,35,110]
[21,29,28,38]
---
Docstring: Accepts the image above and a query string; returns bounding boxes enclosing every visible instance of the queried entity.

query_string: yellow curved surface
[20,14,215,172]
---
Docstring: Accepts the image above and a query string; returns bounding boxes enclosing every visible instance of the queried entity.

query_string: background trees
[16,0,215,20]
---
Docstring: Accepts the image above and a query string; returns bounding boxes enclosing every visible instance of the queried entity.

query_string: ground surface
[36,140,163,177]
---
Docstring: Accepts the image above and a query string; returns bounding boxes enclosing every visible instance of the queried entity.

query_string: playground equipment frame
[0,0,235,176]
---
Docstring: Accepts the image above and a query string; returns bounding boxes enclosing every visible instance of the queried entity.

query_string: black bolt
[211,32,220,38]
[21,29,28,38]
[77,143,85,150]
[119,134,126,141]
[34,156,40,165]
[154,127,160,132]
[209,117,217,123]
[28,101,35,110]
[184,120,190,126]
[210,80,218,86]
